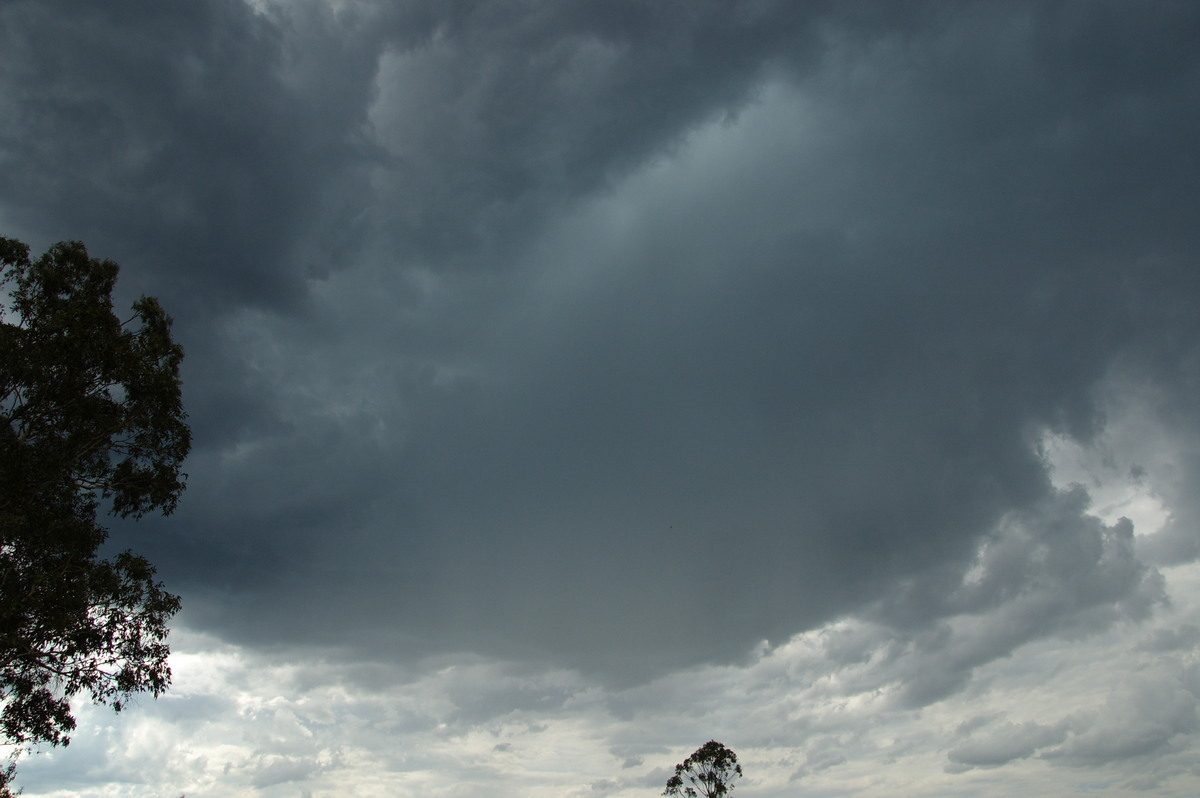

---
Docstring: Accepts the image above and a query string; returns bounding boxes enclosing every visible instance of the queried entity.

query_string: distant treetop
[664,740,743,798]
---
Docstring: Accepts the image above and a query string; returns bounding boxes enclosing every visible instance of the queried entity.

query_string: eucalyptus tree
[0,237,190,787]
[664,740,743,798]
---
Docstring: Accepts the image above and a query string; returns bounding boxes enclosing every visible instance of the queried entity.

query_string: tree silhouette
[0,237,189,789]
[663,740,743,798]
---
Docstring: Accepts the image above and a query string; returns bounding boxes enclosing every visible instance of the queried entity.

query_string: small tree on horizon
[663,740,742,798]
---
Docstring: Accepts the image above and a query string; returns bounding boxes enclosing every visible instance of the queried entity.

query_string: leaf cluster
[0,237,188,752]
[663,741,743,798]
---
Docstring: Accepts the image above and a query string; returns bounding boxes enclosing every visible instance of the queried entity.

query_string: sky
[2,0,1200,795]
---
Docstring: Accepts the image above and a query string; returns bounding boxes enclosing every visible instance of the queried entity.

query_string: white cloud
[20,565,1200,797]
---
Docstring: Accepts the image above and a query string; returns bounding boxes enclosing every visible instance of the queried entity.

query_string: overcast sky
[3,0,1200,795]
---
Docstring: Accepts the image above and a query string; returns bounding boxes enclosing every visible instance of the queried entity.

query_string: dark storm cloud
[0,0,835,307]
[3,0,1200,693]
[0,0,384,310]
[327,0,1197,679]
[362,0,835,264]
[0,0,393,470]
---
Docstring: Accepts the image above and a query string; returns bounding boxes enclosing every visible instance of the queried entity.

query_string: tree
[663,741,743,798]
[0,237,189,786]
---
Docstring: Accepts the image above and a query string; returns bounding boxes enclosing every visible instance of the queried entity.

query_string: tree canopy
[0,237,189,782]
[664,740,743,798]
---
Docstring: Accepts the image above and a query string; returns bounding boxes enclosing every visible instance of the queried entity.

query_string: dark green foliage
[664,741,743,798]
[0,238,188,773]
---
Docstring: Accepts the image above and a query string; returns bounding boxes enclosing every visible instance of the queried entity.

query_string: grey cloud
[587,777,618,794]
[0,0,381,312]
[393,656,585,729]
[954,714,1002,738]
[176,2,1200,684]
[790,747,847,780]
[1045,675,1199,767]
[360,0,837,265]
[610,743,659,771]
[640,767,673,789]
[0,0,837,306]
[869,489,1164,706]
[947,720,1068,771]
[1137,625,1200,654]
[152,692,239,725]
[945,666,1200,777]
[4,0,1200,698]
[1137,454,1200,566]
[248,754,328,789]
[922,487,1160,626]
